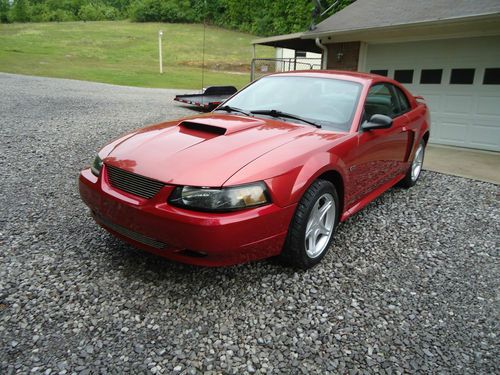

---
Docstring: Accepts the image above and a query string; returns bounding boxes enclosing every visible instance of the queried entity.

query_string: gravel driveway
[1,73,498,374]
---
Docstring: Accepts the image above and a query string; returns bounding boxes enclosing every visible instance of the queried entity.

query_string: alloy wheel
[411,143,424,182]
[304,193,336,258]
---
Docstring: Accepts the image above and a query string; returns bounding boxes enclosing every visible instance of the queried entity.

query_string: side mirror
[361,114,393,131]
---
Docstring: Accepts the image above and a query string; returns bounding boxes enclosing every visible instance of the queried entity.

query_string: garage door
[365,36,500,152]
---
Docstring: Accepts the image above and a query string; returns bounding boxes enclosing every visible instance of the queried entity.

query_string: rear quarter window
[394,87,410,113]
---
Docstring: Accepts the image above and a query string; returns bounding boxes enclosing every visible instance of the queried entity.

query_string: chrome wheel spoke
[319,221,330,235]
[318,201,332,221]
[307,231,315,252]
[305,224,314,238]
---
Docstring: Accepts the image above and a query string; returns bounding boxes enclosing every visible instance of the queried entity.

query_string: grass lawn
[0,21,273,89]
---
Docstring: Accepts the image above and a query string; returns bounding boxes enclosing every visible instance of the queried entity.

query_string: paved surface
[1,73,499,374]
[425,145,500,185]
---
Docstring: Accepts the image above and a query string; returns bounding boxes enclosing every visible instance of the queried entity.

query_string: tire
[399,139,425,189]
[280,179,339,269]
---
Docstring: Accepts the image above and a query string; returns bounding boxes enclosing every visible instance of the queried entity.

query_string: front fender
[224,132,353,208]
[262,152,348,207]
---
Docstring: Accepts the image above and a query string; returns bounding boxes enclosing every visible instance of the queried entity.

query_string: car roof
[267,70,393,85]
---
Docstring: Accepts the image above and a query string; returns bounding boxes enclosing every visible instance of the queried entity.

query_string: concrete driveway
[425,145,500,184]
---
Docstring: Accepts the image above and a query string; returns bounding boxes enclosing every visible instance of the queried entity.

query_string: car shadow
[102,234,296,286]
[97,172,431,295]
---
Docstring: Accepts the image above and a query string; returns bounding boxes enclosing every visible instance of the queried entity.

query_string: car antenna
[200,0,207,94]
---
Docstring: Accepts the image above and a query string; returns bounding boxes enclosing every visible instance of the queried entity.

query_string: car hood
[103,114,341,186]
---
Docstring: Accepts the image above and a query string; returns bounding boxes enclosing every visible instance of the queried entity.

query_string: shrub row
[1,0,351,36]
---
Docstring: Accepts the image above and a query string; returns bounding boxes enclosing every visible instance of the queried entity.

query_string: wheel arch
[316,170,345,218]
[422,131,430,145]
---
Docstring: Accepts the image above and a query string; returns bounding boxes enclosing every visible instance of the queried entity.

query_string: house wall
[325,42,360,71]
[364,35,500,151]
[274,48,322,72]
[277,48,322,60]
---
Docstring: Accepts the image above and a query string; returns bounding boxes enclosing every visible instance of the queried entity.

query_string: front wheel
[280,179,339,269]
[399,140,425,188]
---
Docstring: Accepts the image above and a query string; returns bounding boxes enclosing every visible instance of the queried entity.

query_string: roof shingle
[306,0,500,35]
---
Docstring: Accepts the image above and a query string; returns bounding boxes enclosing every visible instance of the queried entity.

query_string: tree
[2,0,353,32]
[0,0,10,23]
[11,0,31,22]
[79,3,119,21]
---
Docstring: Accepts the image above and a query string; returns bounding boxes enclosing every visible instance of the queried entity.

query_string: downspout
[315,38,328,69]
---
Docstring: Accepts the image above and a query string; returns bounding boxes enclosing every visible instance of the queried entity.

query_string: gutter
[315,38,328,69]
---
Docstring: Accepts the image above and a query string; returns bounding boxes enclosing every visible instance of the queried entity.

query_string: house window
[394,70,414,84]
[295,51,307,58]
[483,68,500,85]
[450,69,475,84]
[420,69,443,84]
[370,70,388,77]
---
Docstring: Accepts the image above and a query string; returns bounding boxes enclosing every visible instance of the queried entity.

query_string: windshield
[222,76,362,131]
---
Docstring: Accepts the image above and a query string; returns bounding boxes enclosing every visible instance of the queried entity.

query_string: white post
[158,30,163,74]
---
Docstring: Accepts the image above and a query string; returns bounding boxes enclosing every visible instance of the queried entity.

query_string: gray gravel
[1,72,499,374]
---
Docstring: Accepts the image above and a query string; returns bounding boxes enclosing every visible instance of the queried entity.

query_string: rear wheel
[399,140,425,188]
[280,179,339,269]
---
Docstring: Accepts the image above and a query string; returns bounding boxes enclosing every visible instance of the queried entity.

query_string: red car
[79,71,430,269]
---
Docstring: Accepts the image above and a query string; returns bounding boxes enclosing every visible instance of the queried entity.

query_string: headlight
[168,182,270,212]
[91,155,103,176]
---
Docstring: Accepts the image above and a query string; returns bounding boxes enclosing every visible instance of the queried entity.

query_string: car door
[393,84,422,167]
[345,83,409,205]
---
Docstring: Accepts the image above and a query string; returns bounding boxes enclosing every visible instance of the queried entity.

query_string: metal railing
[251,58,322,81]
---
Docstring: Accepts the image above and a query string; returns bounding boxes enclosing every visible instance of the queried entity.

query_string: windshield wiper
[215,105,252,117]
[250,109,321,128]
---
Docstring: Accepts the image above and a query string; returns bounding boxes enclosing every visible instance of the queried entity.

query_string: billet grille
[95,213,166,249]
[106,164,165,199]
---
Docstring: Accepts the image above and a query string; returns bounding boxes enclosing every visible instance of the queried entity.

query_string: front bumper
[78,166,296,266]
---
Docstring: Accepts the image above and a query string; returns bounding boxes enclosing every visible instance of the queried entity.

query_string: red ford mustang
[79,71,430,269]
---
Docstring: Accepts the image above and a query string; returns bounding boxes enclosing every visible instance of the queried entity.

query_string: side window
[364,84,398,119]
[393,86,410,114]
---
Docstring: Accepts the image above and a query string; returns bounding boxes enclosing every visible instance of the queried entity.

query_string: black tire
[279,179,339,269]
[399,139,426,189]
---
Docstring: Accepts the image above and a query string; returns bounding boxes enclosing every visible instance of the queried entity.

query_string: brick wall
[325,42,360,71]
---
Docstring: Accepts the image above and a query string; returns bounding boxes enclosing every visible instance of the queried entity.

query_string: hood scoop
[178,115,266,136]
[180,121,226,135]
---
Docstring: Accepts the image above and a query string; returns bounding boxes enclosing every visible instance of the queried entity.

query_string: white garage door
[365,36,500,152]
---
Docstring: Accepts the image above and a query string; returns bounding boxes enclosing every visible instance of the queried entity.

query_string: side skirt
[340,173,406,222]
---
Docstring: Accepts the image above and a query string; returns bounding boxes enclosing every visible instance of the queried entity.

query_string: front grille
[106,164,165,199]
[94,212,166,249]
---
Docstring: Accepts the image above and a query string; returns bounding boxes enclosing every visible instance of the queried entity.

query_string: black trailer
[174,86,238,111]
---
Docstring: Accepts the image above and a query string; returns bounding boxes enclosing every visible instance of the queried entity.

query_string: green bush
[79,3,119,21]
[0,0,10,23]
[129,0,162,22]
[1,0,351,35]
[129,0,193,23]
[47,9,76,22]
[11,0,31,23]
